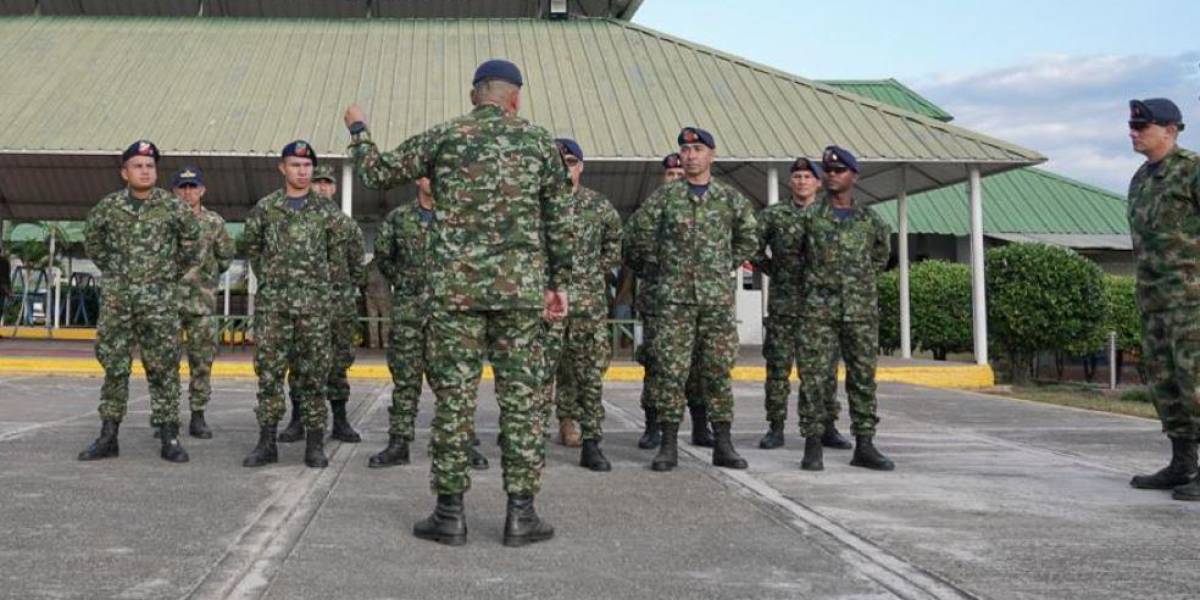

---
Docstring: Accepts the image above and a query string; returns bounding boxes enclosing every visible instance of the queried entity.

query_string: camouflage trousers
[636,314,704,414]
[181,312,219,413]
[798,317,879,438]
[650,304,738,424]
[538,319,566,429]
[1140,308,1200,439]
[427,309,544,496]
[386,315,428,441]
[253,310,330,430]
[762,314,839,425]
[554,317,611,440]
[96,296,181,426]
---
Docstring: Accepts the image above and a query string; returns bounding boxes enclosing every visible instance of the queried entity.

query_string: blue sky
[634,0,1200,193]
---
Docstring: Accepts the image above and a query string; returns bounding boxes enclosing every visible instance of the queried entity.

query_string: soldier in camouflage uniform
[632,153,713,450]
[753,157,851,451]
[368,177,489,471]
[623,127,756,472]
[345,59,573,546]
[278,164,365,445]
[795,146,894,472]
[173,166,235,440]
[240,141,349,470]
[1125,98,1200,501]
[78,140,202,464]
[549,138,621,471]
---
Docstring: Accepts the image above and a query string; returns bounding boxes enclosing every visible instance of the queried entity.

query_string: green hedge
[911,260,973,360]
[877,270,900,354]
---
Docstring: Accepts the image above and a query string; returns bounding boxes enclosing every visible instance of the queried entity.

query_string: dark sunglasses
[825,166,850,174]
[563,156,581,167]
[175,183,200,189]
[1128,121,1150,131]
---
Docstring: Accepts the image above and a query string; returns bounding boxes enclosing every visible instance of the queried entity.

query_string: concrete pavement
[0,374,1196,599]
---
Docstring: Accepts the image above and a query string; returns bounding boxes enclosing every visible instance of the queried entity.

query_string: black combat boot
[368,434,409,468]
[278,400,305,443]
[637,406,662,449]
[711,422,748,469]
[820,421,853,449]
[689,404,714,447]
[580,439,612,472]
[1174,478,1200,501]
[651,423,679,472]
[1131,437,1198,489]
[413,494,467,546]
[801,436,824,471]
[189,411,212,439]
[503,494,555,547]
[242,425,278,467]
[468,445,490,471]
[158,424,190,463]
[304,430,329,468]
[758,420,785,449]
[850,435,895,471]
[78,420,120,461]
[329,400,361,443]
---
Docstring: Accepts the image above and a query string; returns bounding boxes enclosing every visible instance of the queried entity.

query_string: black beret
[789,157,823,178]
[121,139,160,164]
[473,59,523,87]
[677,126,715,149]
[821,145,859,174]
[662,153,683,170]
[281,140,318,166]
[1130,98,1184,130]
[555,138,583,161]
[172,165,203,187]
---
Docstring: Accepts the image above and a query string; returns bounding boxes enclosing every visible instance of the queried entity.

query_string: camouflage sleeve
[242,206,265,279]
[749,208,772,275]
[346,220,367,289]
[540,140,576,291]
[730,195,759,270]
[373,214,398,284]
[175,201,205,273]
[213,217,236,274]
[622,191,662,278]
[601,201,623,281]
[347,127,436,191]
[872,215,892,272]
[83,203,109,275]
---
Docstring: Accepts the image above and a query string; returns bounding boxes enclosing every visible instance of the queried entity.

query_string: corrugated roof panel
[207,0,368,18]
[823,80,955,122]
[872,168,1129,236]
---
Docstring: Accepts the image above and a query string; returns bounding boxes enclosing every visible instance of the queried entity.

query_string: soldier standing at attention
[278,164,364,445]
[344,58,574,546]
[78,140,202,463]
[368,177,489,471]
[623,127,756,472]
[753,158,852,451]
[173,166,234,440]
[1126,98,1200,501]
[795,146,893,472]
[631,153,713,450]
[550,138,621,471]
[241,141,349,469]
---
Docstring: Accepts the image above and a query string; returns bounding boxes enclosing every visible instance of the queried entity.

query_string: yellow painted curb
[0,327,98,341]
[0,356,993,389]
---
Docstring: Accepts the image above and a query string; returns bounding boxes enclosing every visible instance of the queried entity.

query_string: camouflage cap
[312,164,337,183]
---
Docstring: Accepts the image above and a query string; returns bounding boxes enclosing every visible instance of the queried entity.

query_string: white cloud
[914,52,1200,193]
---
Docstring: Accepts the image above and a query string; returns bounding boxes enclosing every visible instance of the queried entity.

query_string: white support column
[763,166,779,318]
[247,263,257,318]
[968,166,988,365]
[898,166,911,359]
[49,227,60,330]
[341,162,353,217]
[223,269,231,317]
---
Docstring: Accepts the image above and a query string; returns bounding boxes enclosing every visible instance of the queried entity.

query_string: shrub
[877,269,899,354]
[910,260,973,360]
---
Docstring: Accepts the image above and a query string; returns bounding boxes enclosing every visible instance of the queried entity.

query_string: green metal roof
[821,79,955,122]
[4,1,646,19]
[0,16,1039,164]
[871,167,1129,236]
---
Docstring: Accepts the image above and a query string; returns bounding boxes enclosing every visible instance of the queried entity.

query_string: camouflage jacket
[752,198,810,317]
[84,187,202,307]
[324,199,366,309]
[375,201,434,324]
[797,197,891,322]
[566,186,622,319]
[179,206,235,316]
[623,178,757,308]
[347,103,575,311]
[1128,145,1200,313]
[241,189,347,314]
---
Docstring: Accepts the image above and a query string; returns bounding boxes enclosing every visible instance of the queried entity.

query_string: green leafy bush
[877,269,899,354]
[910,260,973,360]
[986,243,1104,384]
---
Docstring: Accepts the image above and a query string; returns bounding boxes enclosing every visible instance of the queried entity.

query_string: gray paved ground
[0,374,1197,599]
